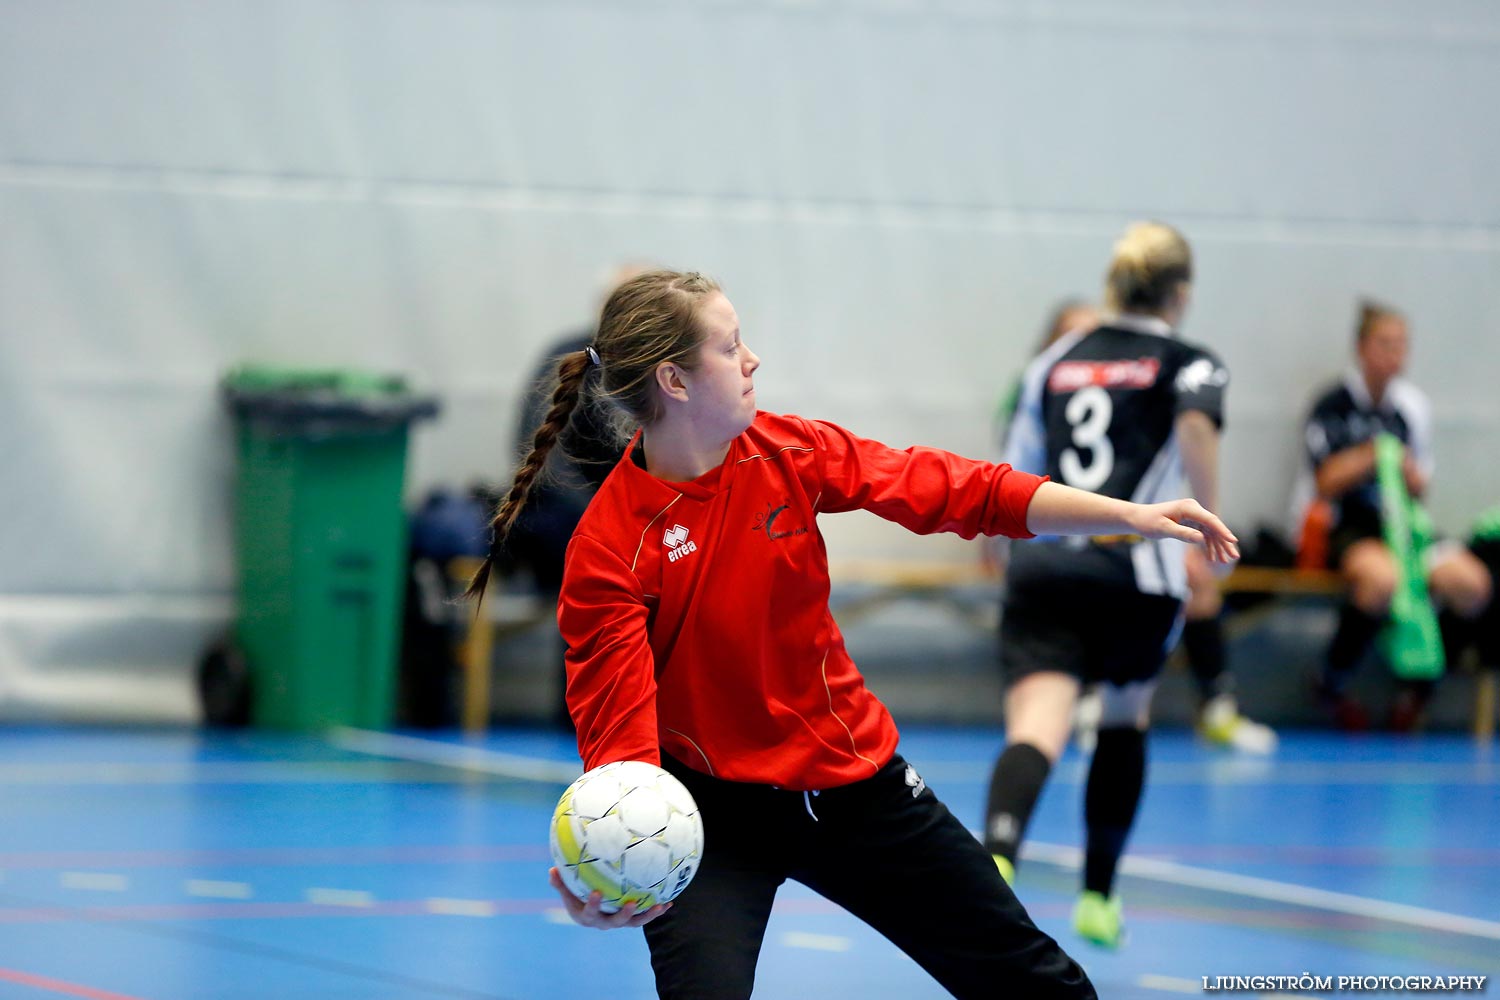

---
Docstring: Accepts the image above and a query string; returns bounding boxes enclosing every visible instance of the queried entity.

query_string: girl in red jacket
[467,270,1237,1000]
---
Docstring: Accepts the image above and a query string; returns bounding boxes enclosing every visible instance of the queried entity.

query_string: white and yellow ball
[549,760,704,914]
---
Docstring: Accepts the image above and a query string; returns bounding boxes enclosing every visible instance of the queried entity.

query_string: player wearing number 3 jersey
[983,222,1229,949]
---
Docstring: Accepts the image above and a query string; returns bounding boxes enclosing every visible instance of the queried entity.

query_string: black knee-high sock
[1439,609,1476,669]
[1084,727,1147,897]
[1182,616,1229,702]
[1321,603,1385,695]
[983,743,1051,864]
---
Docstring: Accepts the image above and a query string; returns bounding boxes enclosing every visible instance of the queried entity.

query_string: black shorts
[1000,578,1183,687]
[1469,536,1500,664]
[1329,503,1384,569]
[645,753,1096,1000]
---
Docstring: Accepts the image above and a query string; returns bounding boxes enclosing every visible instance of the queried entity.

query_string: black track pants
[645,753,1096,1000]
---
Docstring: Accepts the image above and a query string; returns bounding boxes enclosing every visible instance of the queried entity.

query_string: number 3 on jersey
[1059,386,1114,491]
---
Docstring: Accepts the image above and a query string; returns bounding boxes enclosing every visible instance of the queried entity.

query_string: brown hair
[1036,298,1096,354]
[463,269,722,601]
[1355,298,1403,343]
[1103,221,1192,314]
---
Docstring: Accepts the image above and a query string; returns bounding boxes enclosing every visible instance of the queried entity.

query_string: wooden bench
[1215,567,1495,739]
[447,556,555,732]
[447,557,1496,739]
[828,561,1347,596]
[824,561,1495,738]
[1219,565,1342,596]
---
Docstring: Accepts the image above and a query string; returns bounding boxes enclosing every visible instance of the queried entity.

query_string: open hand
[1129,499,1239,564]
[548,867,671,929]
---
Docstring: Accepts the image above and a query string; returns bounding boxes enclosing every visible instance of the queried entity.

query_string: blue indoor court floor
[0,724,1494,999]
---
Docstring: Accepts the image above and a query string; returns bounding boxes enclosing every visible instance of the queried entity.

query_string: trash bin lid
[222,365,441,437]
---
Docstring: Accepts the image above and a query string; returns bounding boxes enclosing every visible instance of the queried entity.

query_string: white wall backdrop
[3,0,1498,720]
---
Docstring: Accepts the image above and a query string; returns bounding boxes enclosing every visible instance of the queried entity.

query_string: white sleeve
[1002,360,1048,474]
[1001,330,1084,474]
[1393,380,1435,478]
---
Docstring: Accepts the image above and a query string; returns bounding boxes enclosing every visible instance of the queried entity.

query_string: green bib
[1374,433,1445,680]
[1470,504,1500,544]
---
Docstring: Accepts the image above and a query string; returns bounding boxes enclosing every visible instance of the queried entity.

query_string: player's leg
[986,671,1078,883]
[1182,546,1228,703]
[1071,590,1180,948]
[1075,679,1154,948]
[1468,540,1500,703]
[986,586,1083,883]
[1390,543,1496,730]
[1318,537,1396,729]
[1428,543,1493,620]
[798,755,1098,1000]
[645,758,788,1000]
[1072,683,1102,753]
[1182,548,1276,753]
[643,866,780,1000]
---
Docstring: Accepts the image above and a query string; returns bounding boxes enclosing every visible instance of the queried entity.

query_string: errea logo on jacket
[663,524,698,563]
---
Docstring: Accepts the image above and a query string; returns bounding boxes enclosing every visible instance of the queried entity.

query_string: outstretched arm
[1176,410,1221,516]
[1174,409,1237,574]
[1024,481,1240,563]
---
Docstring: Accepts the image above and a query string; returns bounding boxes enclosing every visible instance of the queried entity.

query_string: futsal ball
[549,760,704,914]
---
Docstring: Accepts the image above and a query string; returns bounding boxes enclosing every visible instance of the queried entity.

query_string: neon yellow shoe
[1198,694,1278,755]
[1073,891,1124,948]
[992,854,1015,886]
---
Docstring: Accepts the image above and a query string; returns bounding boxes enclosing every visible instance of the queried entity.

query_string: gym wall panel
[2,0,1497,718]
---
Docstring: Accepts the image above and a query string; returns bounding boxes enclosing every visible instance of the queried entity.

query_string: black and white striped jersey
[1302,372,1432,532]
[1003,315,1227,599]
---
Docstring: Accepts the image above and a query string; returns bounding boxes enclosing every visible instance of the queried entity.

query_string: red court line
[0,967,147,1000]
[1,842,1490,872]
[0,899,545,923]
[0,844,548,869]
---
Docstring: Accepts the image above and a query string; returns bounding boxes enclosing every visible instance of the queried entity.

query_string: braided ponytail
[464,269,722,604]
[463,351,593,603]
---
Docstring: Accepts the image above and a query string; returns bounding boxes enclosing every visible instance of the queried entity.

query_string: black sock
[984,743,1051,864]
[1439,609,1476,669]
[1084,727,1147,897]
[1321,603,1385,696]
[1182,616,1230,702]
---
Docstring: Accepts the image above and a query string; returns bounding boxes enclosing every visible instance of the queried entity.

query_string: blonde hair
[1104,222,1192,314]
[1355,297,1404,343]
[464,270,721,601]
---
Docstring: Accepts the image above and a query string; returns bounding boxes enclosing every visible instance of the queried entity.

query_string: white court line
[426,898,498,918]
[60,872,129,892]
[185,879,252,899]
[1021,840,1500,942]
[1140,975,1308,997]
[915,759,1500,786]
[305,888,374,908]
[329,728,581,784]
[780,931,851,952]
[325,736,1500,943]
[0,760,476,786]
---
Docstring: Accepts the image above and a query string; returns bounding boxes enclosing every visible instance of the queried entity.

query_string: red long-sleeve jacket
[558,411,1045,790]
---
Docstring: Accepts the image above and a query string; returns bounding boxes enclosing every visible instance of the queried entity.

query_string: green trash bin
[220,366,440,730]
